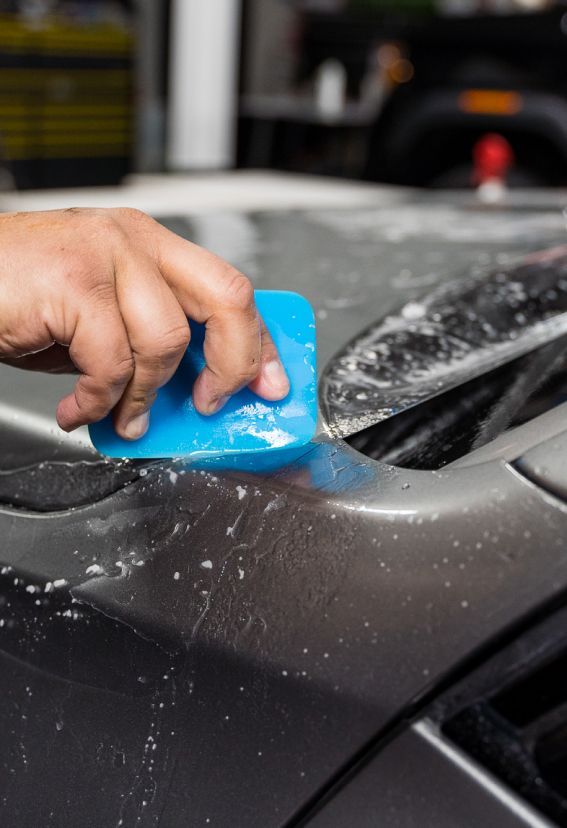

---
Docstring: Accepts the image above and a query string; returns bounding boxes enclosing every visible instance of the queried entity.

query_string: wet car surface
[2,191,567,826]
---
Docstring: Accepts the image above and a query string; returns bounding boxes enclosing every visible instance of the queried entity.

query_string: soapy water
[321,246,567,438]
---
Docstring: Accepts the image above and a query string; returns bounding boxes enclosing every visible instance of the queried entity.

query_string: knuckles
[105,353,135,389]
[154,323,191,358]
[61,208,153,272]
[65,207,124,241]
[218,269,255,313]
[51,208,265,418]
[136,323,191,370]
[110,206,156,231]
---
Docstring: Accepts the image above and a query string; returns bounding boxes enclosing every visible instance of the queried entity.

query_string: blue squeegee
[89,290,317,460]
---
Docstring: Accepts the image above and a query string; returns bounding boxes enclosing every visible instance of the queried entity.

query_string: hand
[0,208,290,439]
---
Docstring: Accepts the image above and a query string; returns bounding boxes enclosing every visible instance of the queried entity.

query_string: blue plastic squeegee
[89,290,317,460]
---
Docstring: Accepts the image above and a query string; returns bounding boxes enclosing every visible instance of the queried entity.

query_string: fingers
[56,290,134,432]
[56,255,190,439]
[151,225,289,414]
[0,206,291,443]
[247,318,290,400]
[112,255,190,440]
[191,273,261,414]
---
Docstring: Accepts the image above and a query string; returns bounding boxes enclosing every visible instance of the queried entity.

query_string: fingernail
[262,359,290,396]
[123,412,149,440]
[209,395,229,415]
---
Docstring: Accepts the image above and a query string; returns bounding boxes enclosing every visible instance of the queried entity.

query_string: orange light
[458,90,523,116]
[389,59,414,85]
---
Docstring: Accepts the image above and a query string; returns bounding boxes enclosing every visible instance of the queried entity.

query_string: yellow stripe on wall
[0,14,133,56]
[0,118,131,131]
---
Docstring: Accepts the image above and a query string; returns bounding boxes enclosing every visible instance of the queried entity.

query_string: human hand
[0,208,290,439]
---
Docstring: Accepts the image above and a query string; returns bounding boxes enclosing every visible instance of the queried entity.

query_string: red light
[472,133,514,185]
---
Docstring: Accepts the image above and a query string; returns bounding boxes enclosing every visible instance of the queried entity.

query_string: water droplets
[322,248,567,439]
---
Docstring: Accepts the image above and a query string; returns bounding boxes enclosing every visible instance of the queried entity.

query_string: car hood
[2,189,567,826]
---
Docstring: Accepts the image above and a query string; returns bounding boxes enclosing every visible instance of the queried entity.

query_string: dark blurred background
[1,0,566,190]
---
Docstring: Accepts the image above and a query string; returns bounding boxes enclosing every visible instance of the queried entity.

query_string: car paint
[1,192,567,826]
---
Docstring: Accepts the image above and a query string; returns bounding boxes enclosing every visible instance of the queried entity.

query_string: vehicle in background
[239,1,567,187]
[365,6,567,187]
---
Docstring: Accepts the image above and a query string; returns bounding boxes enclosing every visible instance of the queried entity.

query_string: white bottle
[314,59,347,122]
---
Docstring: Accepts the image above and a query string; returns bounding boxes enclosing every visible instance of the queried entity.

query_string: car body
[1,181,567,826]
